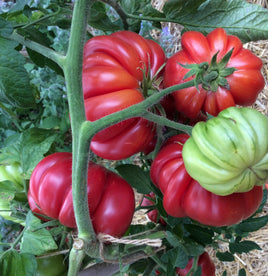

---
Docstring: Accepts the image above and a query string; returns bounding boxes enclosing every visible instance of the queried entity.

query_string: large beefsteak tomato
[164,28,265,118]
[150,134,263,227]
[182,107,268,196]
[28,152,135,237]
[83,30,166,160]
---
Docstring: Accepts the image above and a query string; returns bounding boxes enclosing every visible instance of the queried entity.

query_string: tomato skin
[36,254,67,276]
[164,28,265,118]
[28,153,135,237]
[176,252,215,276]
[83,31,166,160]
[150,134,263,227]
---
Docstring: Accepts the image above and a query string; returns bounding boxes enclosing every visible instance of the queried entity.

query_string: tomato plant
[164,28,265,118]
[28,152,135,237]
[83,30,166,160]
[150,133,263,227]
[1,1,268,276]
[182,107,268,195]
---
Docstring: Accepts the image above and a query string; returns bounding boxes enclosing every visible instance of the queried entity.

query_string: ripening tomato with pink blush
[28,152,135,237]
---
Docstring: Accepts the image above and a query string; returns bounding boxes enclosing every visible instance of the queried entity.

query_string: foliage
[0,0,268,276]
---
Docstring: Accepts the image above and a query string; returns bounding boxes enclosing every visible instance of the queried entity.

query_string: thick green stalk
[62,0,97,275]
[82,79,196,138]
[64,0,94,240]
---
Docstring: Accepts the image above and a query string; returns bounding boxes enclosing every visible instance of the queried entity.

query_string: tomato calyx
[180,48,236,92]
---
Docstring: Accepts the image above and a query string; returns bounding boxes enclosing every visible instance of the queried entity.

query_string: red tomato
[164,28,265,118]
[150,134,263,227]
[28,152,135,237]
[83,31,166,160]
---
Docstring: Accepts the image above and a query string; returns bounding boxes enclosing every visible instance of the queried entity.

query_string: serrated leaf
[116,164,153,194]
[0,18,13,37]
[165,0,268,43]
[216,251,235,262]
[184,224,214,245]
[21,212,58,255]
[183,241,205,257]
[235,215,268,233]
[163,0,206,19]
[166,231,182,247]
[0,250,37,276]
[0,38,35,108]
[88,2,121,31]
[0,128,57,177]
[229,240,261,254]
[19,128,58,176]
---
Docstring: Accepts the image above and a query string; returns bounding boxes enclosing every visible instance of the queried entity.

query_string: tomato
[150,134,263,227]
[140,192,166,225]
[164,28,265,118]
[83,30,166,160]
[176,252,215,276]
[36,254,67,276]
[0,162,26,224]
[0,162,23,190]
[182,107,268,196]
[28,152,135,237]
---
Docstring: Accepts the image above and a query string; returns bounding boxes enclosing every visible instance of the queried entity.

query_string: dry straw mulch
[133,1,268,275]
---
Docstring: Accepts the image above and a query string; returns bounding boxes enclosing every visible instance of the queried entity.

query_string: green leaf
[216,251,235,262]
[163,0,206,19]
[234,215,268,233]
[19,128,58,176]
[116,164,153,194]
[165,0,268,43]
[88,2,121,31]
[0,249,37,276]
[0,128,57,177]
[229,240,261,254]
[21,212,58,255]
[0,18,13,37]
[184,224,214,245]
[0,38,35,108]
[16,27,63,75]
[166,231,181,247]
[183,241,205,257]
[238,269,246,276]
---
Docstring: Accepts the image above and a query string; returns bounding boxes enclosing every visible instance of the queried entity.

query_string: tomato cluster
[150,134,263,227]
[25,28,267,275]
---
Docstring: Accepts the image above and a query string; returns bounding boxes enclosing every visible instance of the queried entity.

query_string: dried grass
[132,1,268,275]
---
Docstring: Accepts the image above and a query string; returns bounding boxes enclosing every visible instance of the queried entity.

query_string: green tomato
[0,162,23,190]
[36,254,67,276]
[182,107,268,196]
